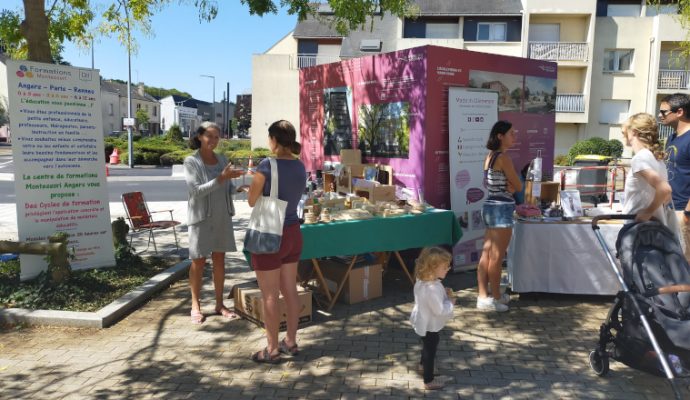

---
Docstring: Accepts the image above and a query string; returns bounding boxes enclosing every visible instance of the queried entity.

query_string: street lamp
[200,75,215,122]
[124,0,134,168]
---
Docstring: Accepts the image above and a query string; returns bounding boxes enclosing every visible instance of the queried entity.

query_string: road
[0,151,189,204]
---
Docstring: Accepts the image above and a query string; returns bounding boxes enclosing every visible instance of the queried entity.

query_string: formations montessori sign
[7,60,115,280]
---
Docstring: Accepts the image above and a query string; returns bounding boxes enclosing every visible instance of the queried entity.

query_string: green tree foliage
[7,1,415,63]
[567,137,624,165]
[0,100,8,127]
[135,107,149,132]
[144,86,192,99]
[358,104,386,153]
[1,0,93,62]
[166,124,183,142]
[648,1,690,56]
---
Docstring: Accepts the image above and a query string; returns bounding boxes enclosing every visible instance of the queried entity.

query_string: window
[477,23,507,41]
[604,49,634,72]
[599,99,630,124]
[403,17,459,39]
[607,4,641,17]
[136,103,141,110]
[108,103,114,116]
[153,106,157,117]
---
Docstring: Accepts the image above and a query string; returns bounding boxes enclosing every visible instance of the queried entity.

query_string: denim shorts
[482,198,516,228]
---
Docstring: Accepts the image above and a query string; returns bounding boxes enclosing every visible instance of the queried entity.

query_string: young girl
[410,247,455,390]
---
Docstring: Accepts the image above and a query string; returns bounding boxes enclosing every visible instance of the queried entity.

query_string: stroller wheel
[589,350,609,376]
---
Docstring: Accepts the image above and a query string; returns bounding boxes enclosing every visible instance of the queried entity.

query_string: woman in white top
[409,247,455,390]
[622,112,672,224]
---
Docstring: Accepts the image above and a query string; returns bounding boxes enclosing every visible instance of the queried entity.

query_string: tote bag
[243,158,288,254]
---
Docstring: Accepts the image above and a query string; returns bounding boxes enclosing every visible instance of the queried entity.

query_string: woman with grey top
[183,121,244,324]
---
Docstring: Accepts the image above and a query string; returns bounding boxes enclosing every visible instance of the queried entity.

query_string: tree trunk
[21,0,52,63]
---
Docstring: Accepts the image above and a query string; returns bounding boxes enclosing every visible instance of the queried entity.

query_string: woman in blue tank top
[476,121,522,312]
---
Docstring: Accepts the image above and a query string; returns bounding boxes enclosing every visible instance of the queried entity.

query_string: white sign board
[6,60,115,280]
[122,117,135,127]
[448,88,498,269]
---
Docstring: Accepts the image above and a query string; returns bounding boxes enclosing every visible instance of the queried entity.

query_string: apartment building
[100,80,161,136]
[252,0,687,156]
[159,95,202,136]
[590,1,687,157]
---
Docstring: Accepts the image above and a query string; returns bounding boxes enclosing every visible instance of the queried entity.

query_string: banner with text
[7,60,115,280]
[448,88,498,268]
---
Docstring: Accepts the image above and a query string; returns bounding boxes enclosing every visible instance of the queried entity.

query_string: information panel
[7,60,115,280]
[448,88,498,269]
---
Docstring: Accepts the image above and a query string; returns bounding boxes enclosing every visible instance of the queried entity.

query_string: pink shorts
[251,223,303,271]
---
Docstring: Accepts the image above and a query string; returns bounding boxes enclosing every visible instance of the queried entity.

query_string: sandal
[423,380,445,390]
[215,306,239,320]
[278,338,300,356]
[251,348,281,364]
[190,309,205,325]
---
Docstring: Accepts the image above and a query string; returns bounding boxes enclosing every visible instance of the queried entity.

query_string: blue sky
[2,1,298,103]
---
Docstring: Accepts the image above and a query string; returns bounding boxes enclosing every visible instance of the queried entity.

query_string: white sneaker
[476,296,509,312]
[497,293,511,305]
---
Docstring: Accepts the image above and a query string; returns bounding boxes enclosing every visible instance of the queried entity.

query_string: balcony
[294,54,341,69]
[658,70,690,90]
[556,93,585,113]
[529,42,588,62]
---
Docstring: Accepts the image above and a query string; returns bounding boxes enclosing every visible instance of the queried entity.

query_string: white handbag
[243,158,288,254]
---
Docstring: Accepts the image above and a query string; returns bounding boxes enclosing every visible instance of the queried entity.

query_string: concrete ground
[1,170,689,398]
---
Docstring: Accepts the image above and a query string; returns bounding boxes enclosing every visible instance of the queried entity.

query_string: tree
[0,100,8,128]
[135,107,149,133]
[5,0,415,63]
[648,1,690,56]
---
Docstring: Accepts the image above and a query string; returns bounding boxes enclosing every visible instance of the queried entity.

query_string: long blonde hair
[623,113,664,160]
[415,247,452,281]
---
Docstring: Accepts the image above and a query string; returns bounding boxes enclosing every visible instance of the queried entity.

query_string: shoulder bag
[243,158,288,254]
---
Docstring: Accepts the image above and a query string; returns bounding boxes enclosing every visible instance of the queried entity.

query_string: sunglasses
[659,108,677,117]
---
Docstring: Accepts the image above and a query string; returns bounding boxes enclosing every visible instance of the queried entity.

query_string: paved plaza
[0,171,689,399]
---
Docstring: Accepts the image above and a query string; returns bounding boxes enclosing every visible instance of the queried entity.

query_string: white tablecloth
[507,220,624,295]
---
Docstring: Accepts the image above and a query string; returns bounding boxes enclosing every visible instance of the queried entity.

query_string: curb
[0,259,191,328]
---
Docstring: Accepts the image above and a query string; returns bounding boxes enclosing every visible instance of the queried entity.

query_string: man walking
[660,93,690,260]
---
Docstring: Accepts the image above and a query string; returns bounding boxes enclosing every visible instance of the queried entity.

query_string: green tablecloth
[243,209,462,263]
[299,209,462,260]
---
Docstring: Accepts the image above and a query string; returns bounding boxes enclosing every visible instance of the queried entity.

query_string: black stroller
[590,215,690,399]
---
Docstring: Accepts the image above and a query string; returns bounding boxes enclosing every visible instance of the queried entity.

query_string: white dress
[623,148,669,225]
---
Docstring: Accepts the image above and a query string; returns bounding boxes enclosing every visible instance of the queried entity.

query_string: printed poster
[7,60,115,280]
[448,88,498,269]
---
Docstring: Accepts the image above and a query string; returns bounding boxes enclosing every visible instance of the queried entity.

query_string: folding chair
[121,191,180,253]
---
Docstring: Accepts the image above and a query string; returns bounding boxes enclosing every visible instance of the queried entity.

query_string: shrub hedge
[105,137,268,166]
[566,137,623,165]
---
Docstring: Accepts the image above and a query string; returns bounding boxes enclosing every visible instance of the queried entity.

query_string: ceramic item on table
[320,208,332,223]
[304,211,317,224]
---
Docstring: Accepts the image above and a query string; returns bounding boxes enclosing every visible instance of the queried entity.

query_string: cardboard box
[354,184,397,202]
[525,181,560,205]
[319,260,382,304]
[233,283,312,331]
[340,149,361,165]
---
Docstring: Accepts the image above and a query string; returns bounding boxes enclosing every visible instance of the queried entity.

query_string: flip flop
[215,306,239,320]
[251,348,281,364]
[190,309,205,325]
[278,338,300,356]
